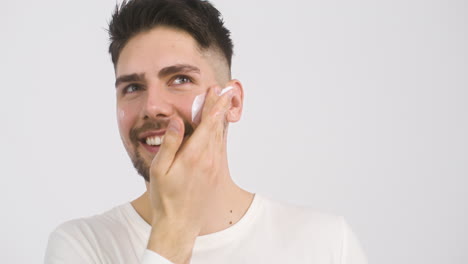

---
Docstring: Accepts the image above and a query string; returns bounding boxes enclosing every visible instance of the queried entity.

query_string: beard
[128,118,195,182]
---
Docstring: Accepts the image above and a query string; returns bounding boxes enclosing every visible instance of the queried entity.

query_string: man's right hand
[146,86,234,264]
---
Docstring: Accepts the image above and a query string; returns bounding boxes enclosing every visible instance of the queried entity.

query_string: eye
[172,75,192,85]
[122,84,142,94]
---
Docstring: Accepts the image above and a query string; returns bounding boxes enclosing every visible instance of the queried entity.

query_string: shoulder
[258,194,344,234]
[52,203,130,239]
[256,194,368,263]
[45,203,132,263]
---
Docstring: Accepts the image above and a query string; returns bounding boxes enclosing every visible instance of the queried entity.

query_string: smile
[145,135,164,146]
[137,130,167,154]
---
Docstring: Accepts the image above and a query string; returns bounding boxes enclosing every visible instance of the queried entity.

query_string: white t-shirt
[44,193,367,264]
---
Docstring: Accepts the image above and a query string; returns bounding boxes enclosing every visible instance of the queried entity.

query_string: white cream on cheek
[117,108,132,148]
[191,86,233,122]
[118,109,126,120]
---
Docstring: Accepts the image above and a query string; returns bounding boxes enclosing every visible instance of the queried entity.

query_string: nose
[142,84,173,121]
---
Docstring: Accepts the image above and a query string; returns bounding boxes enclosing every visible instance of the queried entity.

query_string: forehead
[116,26,209,77]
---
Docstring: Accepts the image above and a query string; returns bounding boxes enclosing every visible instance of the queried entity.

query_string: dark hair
[107,0,233,68]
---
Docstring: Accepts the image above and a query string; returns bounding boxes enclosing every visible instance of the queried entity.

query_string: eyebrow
[115,73,145,88]
[115,64,201,88]
[158,64,201,78]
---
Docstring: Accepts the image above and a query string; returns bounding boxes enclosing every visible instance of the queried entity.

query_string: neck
[131,167,254,236]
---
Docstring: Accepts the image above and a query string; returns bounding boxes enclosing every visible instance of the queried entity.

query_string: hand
[146,86,234,263]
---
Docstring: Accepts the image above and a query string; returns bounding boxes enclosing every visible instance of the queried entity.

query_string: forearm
[147,218,198,264]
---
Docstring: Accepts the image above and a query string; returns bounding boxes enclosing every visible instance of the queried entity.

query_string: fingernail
[168,119,180,133]
[220,86,234,96]
[215,87,221,96]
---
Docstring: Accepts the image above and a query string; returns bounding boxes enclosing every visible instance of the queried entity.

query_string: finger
[186,86,234,148]
[199,86,221,121]
[200,86,234,127]
[150,118,184,177]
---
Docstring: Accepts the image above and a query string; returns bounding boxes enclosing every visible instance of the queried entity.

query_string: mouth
[135,122,194,155]
[138,131,166,154]
[138,133,192,154]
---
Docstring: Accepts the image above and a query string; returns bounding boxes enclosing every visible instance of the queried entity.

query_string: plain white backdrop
[1,0,467,263]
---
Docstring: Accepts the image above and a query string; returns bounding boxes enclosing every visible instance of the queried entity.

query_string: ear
[226,79,244,123]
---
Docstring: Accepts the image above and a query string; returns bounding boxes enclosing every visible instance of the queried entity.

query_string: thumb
[150,118,184,177]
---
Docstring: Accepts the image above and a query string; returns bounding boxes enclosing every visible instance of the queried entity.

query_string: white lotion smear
[191,86,233,122]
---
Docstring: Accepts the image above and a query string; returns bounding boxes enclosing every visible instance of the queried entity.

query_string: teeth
[145,136,162,146]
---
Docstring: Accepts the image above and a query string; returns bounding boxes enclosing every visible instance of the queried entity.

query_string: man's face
[115,26,227,181]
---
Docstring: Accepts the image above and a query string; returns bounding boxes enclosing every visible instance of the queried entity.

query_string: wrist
[147,218,198,263]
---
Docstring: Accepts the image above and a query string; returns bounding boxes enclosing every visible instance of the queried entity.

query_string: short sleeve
[141,249,174,264]
[340,217,368,264]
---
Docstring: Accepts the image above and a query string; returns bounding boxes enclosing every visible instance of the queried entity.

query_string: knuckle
[150,166,163,178]
[164,131,178,143]
[181,149,199,165]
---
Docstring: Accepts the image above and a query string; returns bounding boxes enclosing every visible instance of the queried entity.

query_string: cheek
[172,95,197,124]
[117,109,129,133]
[118,109,126,121]
[181,97,194,117]
[116,106,138,146]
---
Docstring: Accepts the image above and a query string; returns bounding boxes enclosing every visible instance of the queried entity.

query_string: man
[45,0,367,263]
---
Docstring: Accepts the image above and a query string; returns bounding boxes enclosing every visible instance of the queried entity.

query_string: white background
[1,0,467,263]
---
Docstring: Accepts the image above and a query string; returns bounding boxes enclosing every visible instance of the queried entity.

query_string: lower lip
[140,142,161,154]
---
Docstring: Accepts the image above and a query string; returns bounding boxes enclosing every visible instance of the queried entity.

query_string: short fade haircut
[107,0,234,69]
